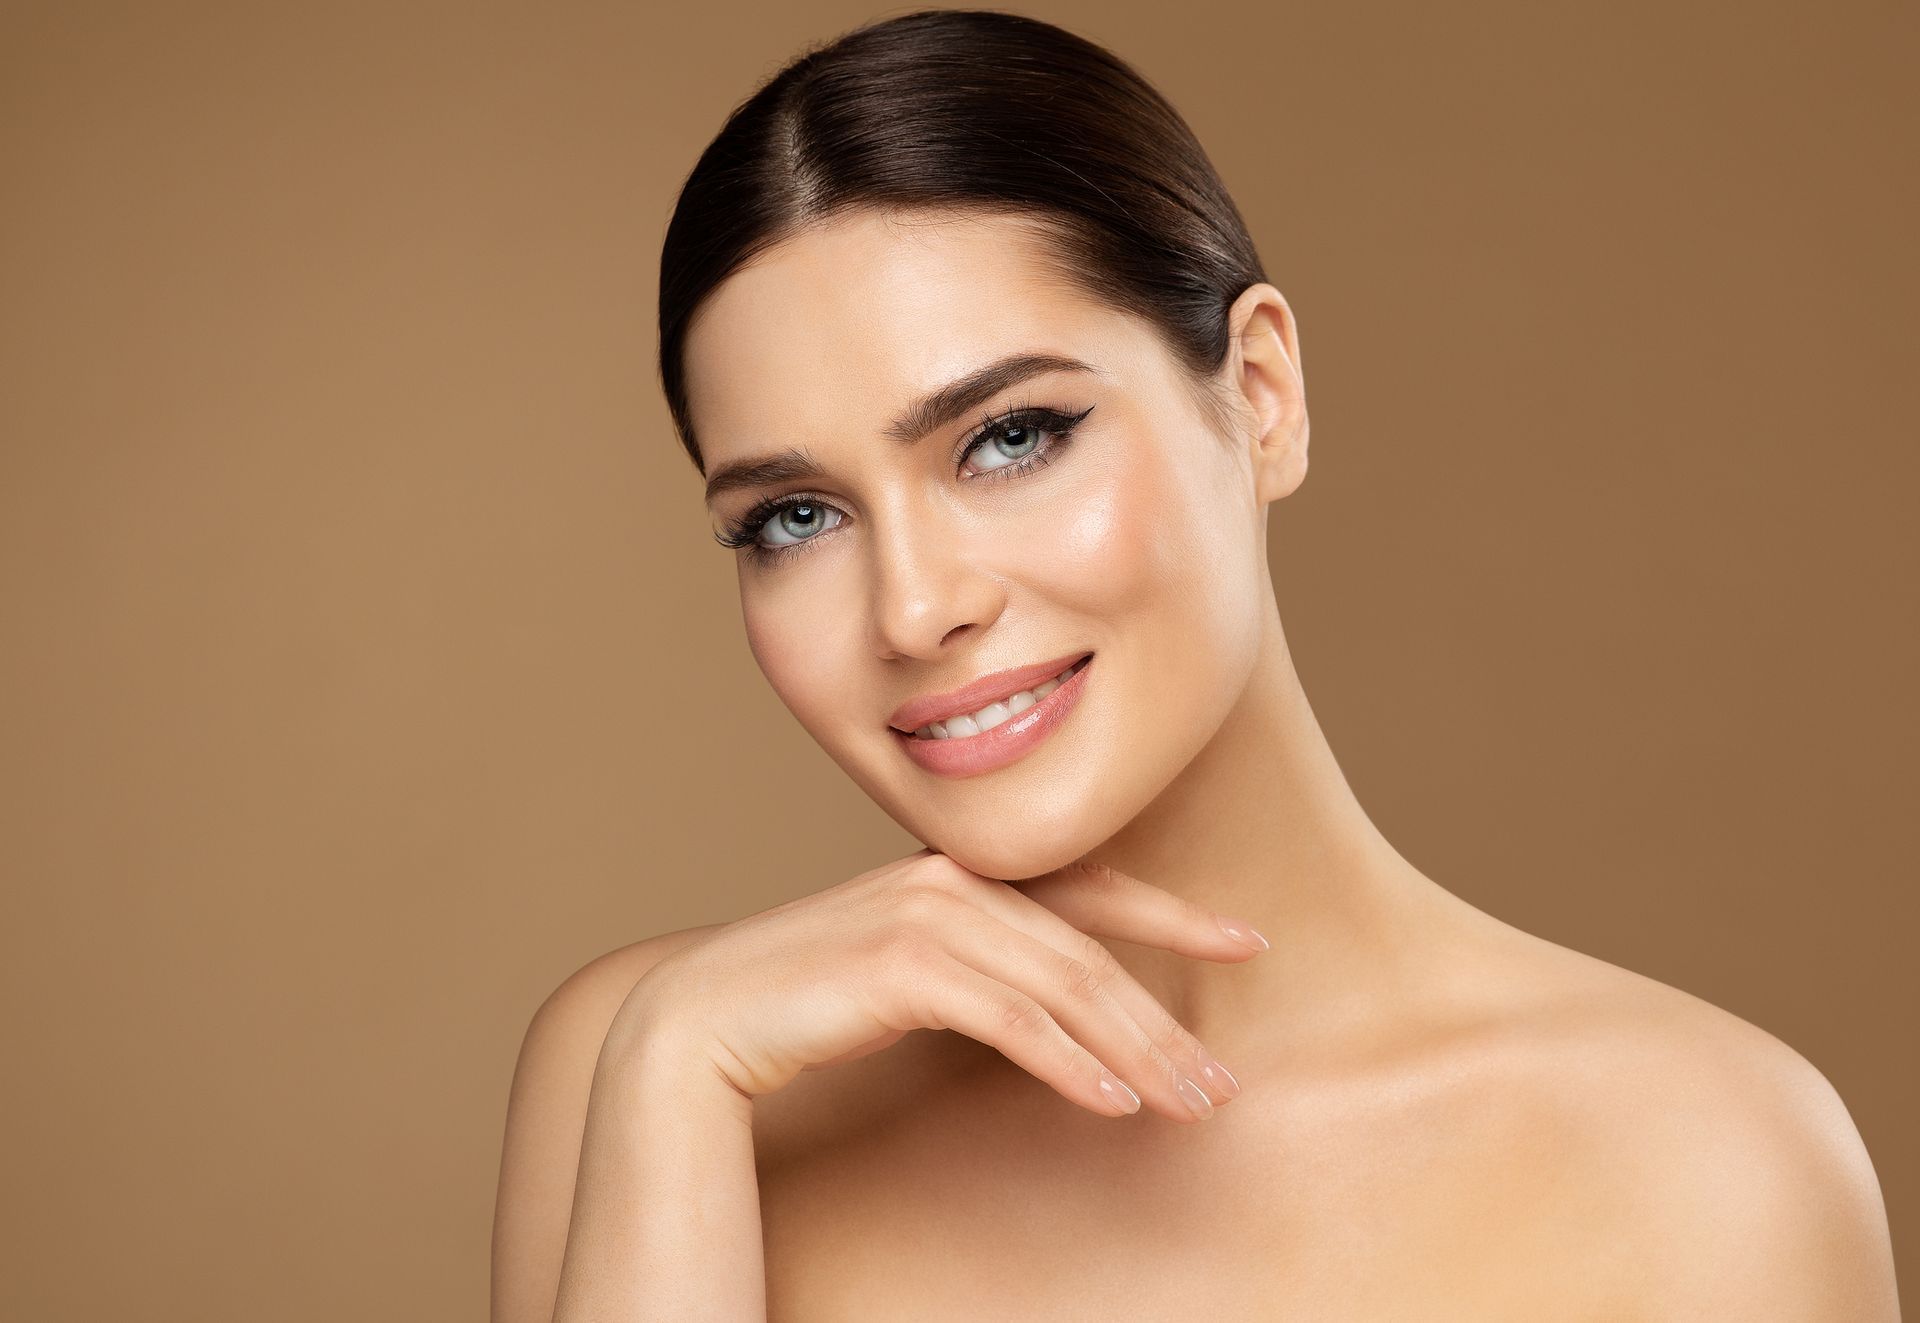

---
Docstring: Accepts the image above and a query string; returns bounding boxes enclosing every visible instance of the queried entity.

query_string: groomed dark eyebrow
[703,351,1102,506]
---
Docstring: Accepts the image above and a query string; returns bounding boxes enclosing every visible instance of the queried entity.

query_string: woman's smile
[891,653,1094,779]
[887,649,1093,734]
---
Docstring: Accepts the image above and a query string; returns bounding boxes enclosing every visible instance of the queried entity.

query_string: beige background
[1,1,1912,1316]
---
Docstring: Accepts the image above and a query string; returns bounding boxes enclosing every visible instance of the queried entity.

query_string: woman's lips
[888,649,1092,733]
[892,654,1093,779]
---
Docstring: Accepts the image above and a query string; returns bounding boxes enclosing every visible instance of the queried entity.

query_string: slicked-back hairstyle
[657,8,1269,474]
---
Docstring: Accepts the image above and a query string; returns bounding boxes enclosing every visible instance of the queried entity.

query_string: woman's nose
[866,515,1006,660]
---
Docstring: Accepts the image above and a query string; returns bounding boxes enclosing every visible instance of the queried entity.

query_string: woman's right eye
[758,500,843,548]
[715,495,846,556]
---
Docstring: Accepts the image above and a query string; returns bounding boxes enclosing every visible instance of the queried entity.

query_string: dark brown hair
[657,8,1269,474]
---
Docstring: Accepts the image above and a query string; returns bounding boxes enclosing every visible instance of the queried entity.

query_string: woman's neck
[1076,599,1475,1050]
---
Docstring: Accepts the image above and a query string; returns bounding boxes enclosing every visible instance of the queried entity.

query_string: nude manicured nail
[1197,1054,1242,1101]
[1098,1070,1141,1115]
[1216,915,1271,952]
[1176,1076,1214,1119]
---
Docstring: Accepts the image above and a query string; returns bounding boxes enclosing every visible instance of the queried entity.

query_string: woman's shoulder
[492,924,728,1317]
[504,921,729,1110]
[1494,928,1862,1140]
[525,924,725,1044]
[501,922,728,1136]
[1460,923,1898,1315]
[505,924,732,1127]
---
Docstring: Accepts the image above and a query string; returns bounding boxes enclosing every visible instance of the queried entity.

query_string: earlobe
[1226,283,1309,506]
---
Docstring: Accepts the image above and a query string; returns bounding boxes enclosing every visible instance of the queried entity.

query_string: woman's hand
[606,848,1270,1122]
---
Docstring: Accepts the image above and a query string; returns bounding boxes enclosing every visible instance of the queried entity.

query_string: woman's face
[682,208,1301,880]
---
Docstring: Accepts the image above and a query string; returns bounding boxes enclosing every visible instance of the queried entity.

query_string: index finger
[1006,859,1271,959]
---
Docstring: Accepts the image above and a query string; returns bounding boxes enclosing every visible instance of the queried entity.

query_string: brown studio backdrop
[0,1,1912,1316]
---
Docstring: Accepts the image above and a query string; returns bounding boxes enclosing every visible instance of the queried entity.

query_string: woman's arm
[549,1003,764,1320]
[491,930,729,1323]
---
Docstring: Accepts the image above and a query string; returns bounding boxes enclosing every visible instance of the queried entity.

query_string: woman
[492,11,1898,1319]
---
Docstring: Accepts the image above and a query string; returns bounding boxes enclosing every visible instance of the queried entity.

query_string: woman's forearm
[551,1009,765,1321]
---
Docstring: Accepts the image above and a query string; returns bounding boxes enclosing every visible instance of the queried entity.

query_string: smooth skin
[492,208,1900,1320]
[541,853,1268,1320]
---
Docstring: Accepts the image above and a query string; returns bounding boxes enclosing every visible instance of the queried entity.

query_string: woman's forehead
[683,211,1134,460]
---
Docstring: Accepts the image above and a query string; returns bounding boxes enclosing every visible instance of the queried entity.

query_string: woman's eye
[760,501,843,547]
[964,421,1045,475]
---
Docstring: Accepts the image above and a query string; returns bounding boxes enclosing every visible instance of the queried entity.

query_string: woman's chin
[924,831,1096,885]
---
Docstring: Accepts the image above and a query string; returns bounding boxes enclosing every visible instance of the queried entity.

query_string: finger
[936,906,1220,1122]
[940,874,1243,1106]
[916,951,1143,1119]
[1009,859,1271,961]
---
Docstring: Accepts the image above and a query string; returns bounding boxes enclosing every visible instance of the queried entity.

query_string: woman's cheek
[1041,432,1207,625]
[743,598,845,738]
[1042,463,1163,618]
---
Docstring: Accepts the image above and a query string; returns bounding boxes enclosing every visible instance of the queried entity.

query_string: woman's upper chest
[748,1050,1635,1321]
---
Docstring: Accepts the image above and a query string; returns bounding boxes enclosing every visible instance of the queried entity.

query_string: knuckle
[1159,1033,1195,1086]
[1078,936,1124,986]
[1147,1021,1205,1075]
[1066,858,1124,896]
[1181,896,1223,931]
[1057,956,1102,1005]
[1163,1020,1207,1068]
[885,879,964,926]
[1135,997,1184,1050]
[867,913,940,971]
[910,852,977,890]
[1128,1022,1182,1078]
[1143,1043,1185,1092]
[997,992,1048,1037]
[927,856,1006,900]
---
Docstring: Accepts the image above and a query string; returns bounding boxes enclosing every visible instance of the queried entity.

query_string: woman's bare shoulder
[504,923,731,1136]
[1471,925,1899,1317]
[1500,928,1870,1143]
[490,924,726,1322]
[527,925,725,1042]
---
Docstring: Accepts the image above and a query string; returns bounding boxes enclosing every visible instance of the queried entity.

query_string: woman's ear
[1224,282,1309,506]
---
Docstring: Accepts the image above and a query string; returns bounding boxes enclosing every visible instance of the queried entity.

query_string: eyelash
[713,402,1097,563]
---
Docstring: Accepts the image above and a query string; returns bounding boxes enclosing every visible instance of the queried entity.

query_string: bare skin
[491,209,1899,1319]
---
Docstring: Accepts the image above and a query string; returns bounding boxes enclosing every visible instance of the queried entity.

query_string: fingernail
[1216,915,1271,952]
[1197,1053,1242,1101]
[1098,1069,1141,1115]
[1177,1075,1215,1120]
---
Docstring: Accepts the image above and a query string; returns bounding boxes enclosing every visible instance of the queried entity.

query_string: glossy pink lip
[887,649,1093,733]
[892,654,1093,779]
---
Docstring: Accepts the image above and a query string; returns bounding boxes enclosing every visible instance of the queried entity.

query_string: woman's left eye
[964,419,1049,474]
[960,404,1095,480]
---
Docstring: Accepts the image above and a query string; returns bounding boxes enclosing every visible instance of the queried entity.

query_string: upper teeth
[910,658,1085,740]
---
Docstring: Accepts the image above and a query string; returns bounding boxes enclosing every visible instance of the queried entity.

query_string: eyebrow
[702,351,1101,506]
